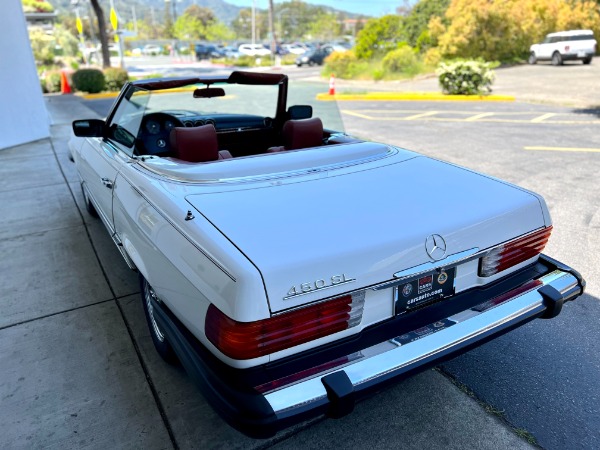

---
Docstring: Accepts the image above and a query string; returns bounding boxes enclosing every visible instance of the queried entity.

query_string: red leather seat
[169,125,231,162]
[268,118,324,152]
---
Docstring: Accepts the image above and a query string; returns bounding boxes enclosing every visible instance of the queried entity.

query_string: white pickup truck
[529,29,596,65]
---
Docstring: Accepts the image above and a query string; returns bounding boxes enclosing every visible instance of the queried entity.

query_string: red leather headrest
[169,124,219,162]
[282,118,323,150]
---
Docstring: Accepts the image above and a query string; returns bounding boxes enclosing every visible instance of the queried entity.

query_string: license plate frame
[394,267,456,315]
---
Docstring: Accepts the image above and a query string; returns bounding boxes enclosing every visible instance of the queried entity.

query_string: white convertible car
[70,71,585,437]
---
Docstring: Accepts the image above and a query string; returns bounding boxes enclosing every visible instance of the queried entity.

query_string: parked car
[238,43,271,56]
[222,45,240,59]
[195,43,223,60]
[529,29,596,65]
[142,44,162,56]
[69,71,585,438]
[282,43,306,55]
[296,47,333,66]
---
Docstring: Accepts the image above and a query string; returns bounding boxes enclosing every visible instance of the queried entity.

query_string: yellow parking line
[403,111,439,120]
[531,113,557,123]
[341,110,375,120]
[524,146,600,153]
[465,112,495,122]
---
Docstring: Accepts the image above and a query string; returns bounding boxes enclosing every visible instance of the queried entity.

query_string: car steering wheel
[138,112,184,156]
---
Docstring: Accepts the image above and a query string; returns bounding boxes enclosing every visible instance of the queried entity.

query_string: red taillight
[479,226,552,277]
[205,292,365,360]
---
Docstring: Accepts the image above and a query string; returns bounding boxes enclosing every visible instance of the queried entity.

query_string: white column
[0,0,50,150]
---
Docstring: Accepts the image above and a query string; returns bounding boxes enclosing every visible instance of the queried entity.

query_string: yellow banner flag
[76,17,83,35]
[110,7,118,31]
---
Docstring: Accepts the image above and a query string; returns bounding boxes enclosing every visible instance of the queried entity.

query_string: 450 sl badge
[285,274,355,300]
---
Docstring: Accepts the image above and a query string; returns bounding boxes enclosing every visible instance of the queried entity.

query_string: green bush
[45,71,62,93]
[322,51,368,79]
[382,46,419,73]
[104,67,129,91]
[72,68,106,93]
[436,60,495,95]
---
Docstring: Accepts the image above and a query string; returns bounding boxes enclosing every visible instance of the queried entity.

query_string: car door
[79,87,149,231]
[537,36,555,59]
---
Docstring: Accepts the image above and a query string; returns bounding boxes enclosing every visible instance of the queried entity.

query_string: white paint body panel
[70,135,550,368]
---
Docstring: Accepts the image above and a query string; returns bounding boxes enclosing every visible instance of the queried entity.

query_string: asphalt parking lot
[0,68,598,449]
[339,99,600,450]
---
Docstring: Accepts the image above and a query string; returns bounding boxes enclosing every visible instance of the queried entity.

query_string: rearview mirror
[193,87,226,98]
[287,105,313,120]
[72,119,106,137]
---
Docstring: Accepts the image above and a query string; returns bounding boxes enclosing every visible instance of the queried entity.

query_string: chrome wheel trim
[144,281,165,342]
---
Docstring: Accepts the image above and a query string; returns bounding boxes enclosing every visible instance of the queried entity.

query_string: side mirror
[287,105,313,120]
[72,119,106,137]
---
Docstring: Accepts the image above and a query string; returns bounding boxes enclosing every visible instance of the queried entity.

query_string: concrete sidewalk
[0,94,534,449]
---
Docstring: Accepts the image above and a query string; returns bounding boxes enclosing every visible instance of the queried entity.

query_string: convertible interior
[124,72,361,163]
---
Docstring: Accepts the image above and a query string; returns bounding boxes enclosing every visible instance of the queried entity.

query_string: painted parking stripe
[524,146,600,153]
[530,113,557,123]
[465,112,495,121]
[341,110,600,125]
[403,111,439,120]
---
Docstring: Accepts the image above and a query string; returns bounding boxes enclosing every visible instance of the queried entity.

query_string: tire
[551,52,563,66]
[81,183,98,218]
[528,52,537,65]
[583,57,592,65]
[140,275,179,365]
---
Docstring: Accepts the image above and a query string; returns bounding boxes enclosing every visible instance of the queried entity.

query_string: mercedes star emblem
[425,234,447,261]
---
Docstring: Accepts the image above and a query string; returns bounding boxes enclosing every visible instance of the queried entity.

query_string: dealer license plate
[394,268,456,315]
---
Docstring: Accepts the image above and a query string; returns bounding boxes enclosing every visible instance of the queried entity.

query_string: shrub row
[41,67,129,94]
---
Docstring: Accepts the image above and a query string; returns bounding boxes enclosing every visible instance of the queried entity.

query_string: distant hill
[51,0,363,27]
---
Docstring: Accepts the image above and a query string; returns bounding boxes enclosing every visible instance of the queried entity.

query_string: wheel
[551,52,563,66]
[140,275,179,364]
[81,183,98,217]
[583,57,592,65]
[528,52,537,65]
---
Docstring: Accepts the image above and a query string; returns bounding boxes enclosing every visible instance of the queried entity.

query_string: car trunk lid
[186,156,547,313]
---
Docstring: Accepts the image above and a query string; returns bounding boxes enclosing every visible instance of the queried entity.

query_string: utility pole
[251,0,256,46]
[268,0,277,55]
[131,6,138,35]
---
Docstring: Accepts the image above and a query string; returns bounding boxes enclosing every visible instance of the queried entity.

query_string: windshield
[107,79,345,159]
[142,83,279,118]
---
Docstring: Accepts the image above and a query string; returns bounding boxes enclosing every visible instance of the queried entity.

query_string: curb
[316,92,515,102]
[78,92,120,100]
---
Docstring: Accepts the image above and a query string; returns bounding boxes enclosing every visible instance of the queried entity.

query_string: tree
[354,15,405,59]
[90,0,110,68]
[403,0,451,48]
[435,0,600,62]
[183,5,216,27]
[308,11,341,41]
[232,9,269,40]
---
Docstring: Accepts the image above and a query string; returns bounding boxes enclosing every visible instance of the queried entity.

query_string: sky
[224,0,408,17]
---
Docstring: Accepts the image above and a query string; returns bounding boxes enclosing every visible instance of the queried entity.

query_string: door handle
[101,177,113,189]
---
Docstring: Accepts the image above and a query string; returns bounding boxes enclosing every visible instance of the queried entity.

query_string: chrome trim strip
[263,270,581,414]
[129,185,236,282]
[134,146,400,185]
[372,248,480,291]
[111,232,137,270]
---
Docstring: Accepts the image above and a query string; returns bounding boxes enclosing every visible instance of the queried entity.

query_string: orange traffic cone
[60,70,72,94]
[329,74,335,95]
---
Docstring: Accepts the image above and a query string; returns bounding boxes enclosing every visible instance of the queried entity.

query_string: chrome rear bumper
[152,255,585,438]
[263,268,582,417]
